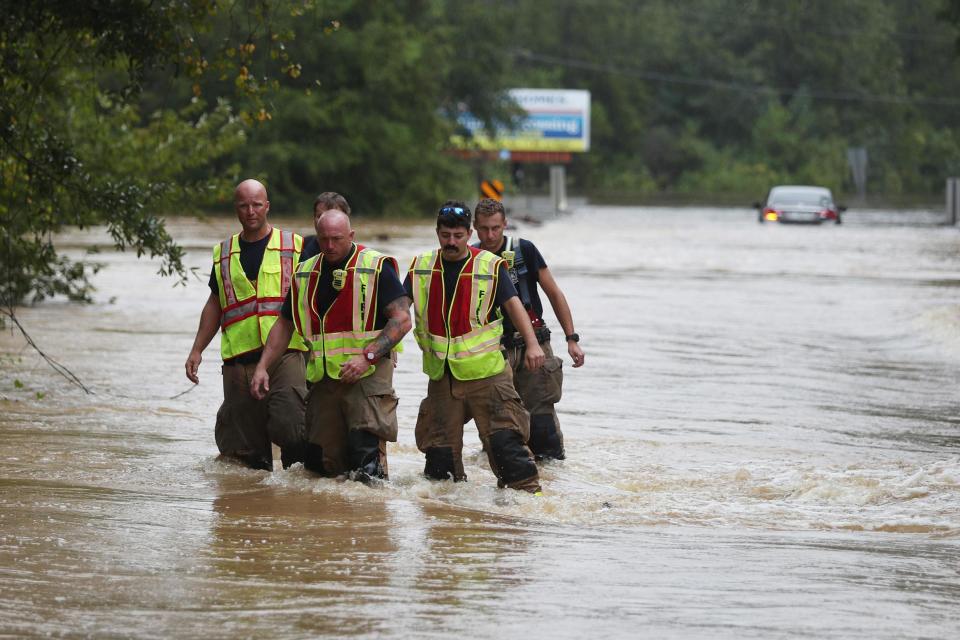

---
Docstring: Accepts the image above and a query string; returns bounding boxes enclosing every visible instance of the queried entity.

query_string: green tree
[208,0,518,215]
[1,0,298,308]
[501,0,960,200]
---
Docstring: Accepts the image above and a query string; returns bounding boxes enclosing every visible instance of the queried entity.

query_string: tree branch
[1,306,92,394]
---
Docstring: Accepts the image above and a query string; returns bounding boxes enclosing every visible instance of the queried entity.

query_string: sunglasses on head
[438,206,468,217]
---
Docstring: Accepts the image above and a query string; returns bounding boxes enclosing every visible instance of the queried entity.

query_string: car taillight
[763,207,779,221]
[819,209,835,219]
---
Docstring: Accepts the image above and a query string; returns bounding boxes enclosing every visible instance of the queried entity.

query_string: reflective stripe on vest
[472,235,533,311]
[291,244,397,382]
[409,247,505,381]
[213,228,306,360]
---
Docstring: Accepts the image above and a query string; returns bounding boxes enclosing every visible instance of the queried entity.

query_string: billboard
[453,89,591,153]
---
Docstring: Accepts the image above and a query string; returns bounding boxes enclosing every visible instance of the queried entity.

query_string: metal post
[549,165,568,215]
[947,177,959,225]
[847,147,868,203]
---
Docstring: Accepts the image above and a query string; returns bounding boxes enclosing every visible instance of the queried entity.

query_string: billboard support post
[550,165,567,215]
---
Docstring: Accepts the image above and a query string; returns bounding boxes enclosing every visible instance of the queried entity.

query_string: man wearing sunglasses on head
[404,201,545,494]
[472,197,584,462]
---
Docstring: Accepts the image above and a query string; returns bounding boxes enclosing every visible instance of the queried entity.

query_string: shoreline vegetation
[5,1,960,306]
[187,189,951,221]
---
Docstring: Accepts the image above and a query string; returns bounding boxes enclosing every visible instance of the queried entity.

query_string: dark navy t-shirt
[280,244,408,330]
[300,235,320,262]
[473,237,547,336]
[207,233,271,295]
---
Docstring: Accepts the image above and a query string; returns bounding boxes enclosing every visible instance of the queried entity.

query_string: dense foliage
[5,0,960,305]
[200,0,960,209]
[223,1,515,215]
[159,0,521,215]
[503,0,960,199]
[0,0,301,305]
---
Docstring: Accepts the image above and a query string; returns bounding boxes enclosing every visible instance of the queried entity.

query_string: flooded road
[2,207,959,638]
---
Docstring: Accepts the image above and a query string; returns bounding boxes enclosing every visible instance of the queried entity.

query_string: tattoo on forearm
[369,297,411,358]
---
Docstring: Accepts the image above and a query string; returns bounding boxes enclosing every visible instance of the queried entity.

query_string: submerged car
[755,185,846,224]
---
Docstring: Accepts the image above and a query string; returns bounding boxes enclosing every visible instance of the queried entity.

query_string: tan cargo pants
[415,366,541,493]
[215,351,307,470]
[304,360,399,478]
[506,339,565,460]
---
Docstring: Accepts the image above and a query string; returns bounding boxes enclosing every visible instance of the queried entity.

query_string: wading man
[472,197,585,461]
[251,210,411,482]
[405,201,545,493]
[301,191,352,262]
[185,179,307,471]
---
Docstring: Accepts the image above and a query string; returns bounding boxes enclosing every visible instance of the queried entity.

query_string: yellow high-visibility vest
[409,247,505,381]
[213,228,306,360]
[291,244,398,382]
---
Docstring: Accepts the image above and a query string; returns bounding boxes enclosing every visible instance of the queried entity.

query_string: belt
[222,347,300,367]
[502,326,551,348]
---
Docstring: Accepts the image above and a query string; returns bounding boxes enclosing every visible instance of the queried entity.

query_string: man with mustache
[405,201,545,493]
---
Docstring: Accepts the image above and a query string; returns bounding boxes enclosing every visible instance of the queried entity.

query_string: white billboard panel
[454,89,591,153]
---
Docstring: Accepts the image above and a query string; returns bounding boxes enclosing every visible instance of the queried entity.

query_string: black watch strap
[565,332,580,343]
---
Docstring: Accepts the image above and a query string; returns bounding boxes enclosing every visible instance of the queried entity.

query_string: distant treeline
[4,1,960,304]
[141,0,960,212]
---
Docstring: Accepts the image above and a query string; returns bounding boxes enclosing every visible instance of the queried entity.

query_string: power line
[659,4,956,45]
[513,49,960,107]
[551,1,956,45]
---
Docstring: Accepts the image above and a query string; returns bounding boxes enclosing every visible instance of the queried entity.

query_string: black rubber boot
[488,429,539,485]
[347,429,385,483]
[240,453,273,471]
[302,442,326,475]
[280,443,305,469]
[528,413,565,461]
[423,446,459,481]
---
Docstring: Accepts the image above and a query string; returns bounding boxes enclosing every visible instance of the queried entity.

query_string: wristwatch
[365,351,377,362]
[565,333,580,343]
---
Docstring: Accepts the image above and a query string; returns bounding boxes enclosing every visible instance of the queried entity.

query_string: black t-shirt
[280,244,408,330]
[208,233,272,365]
[401,254,518,319]
[300,235,320,262]
[207,233,271,296]
[473,237,547,335]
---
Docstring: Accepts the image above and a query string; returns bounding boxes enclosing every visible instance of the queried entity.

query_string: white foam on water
[250,439,960,536]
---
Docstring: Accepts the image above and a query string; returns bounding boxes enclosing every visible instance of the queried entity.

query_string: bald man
[251,210,411,483]
[185,179,308,471]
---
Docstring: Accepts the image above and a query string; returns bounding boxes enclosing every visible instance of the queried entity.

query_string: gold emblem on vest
[332,268,347,291]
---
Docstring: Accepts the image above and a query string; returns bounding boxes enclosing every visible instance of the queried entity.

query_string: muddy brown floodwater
[2,207,959,638]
